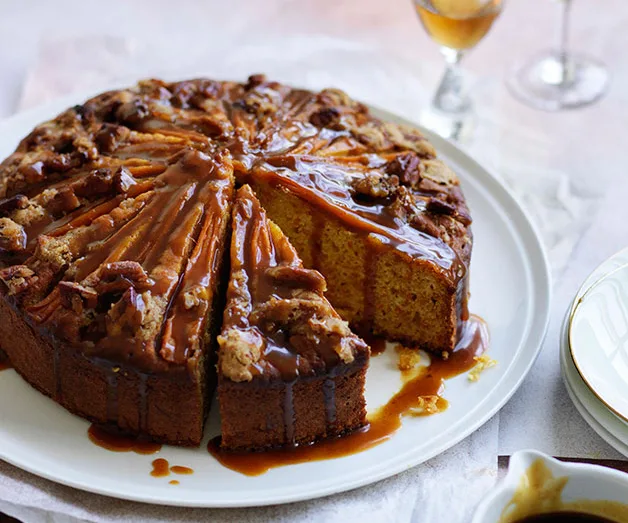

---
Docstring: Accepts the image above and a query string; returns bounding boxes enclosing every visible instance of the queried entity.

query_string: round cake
[0,75,472,447]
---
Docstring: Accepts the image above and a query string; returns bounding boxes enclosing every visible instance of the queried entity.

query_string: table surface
[0,0,627,521]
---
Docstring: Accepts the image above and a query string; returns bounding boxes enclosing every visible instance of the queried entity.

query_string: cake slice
[243,153,471,354]
[233,79,472,355]
[217,185,369,451]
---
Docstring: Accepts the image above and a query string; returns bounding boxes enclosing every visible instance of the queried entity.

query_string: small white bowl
[472,450,628,523]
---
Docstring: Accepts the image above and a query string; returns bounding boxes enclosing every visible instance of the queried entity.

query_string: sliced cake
[217,185,370,451]
[0,76,472,448]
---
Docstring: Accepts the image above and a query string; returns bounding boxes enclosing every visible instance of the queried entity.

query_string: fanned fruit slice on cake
[217,185,370,451]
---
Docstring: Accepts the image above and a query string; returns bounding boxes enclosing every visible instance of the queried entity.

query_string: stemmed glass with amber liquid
[412,0,503,140]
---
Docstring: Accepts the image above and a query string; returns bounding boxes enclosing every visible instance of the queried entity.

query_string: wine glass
[412,0,504,140]
[507,0,609,111]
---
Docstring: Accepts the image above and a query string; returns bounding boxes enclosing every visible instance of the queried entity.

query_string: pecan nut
[0,218,27,252]
[426,198,457,217]
[47,187,81,215]
[352,173,395,200]
[265,265,327,293]
[0,265,37,295]
[309,107,341,129]
[245,74,266,91]
[385,152,423,189]
[114,100,150,127]
[75,168,114,197]
[58,281,98,312]
[94,123,130,153]
[106,287,146,336]
[0,194,29,216]
[96,261,154,295]
[113,166,137,194]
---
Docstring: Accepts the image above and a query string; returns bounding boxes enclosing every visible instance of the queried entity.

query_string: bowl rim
[472,449,628,523]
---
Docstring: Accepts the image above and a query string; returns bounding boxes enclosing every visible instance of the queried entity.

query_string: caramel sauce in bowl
[472,451,628,523]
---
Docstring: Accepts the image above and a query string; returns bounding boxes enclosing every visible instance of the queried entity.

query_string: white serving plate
[0,87,551,507]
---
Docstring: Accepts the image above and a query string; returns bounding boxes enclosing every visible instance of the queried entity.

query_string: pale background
[0,0,627,521]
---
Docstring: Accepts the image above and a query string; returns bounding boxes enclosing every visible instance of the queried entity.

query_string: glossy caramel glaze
[208,315,488,475]
[362,334,387,356]
[0,76,470,374]
[219,185,369,383]
[248,155,466,279]
[88,424,162,454]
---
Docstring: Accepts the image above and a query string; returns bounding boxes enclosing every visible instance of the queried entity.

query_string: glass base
[507,50,609,111]
[419,106,476,143]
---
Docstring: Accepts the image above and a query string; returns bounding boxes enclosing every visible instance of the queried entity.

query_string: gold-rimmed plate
[568,249,628,426]
[561,308,628,457]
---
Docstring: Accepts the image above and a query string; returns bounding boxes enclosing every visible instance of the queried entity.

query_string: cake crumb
[468,354,497,382]
[397,346,422,371]
[408,395,442,416]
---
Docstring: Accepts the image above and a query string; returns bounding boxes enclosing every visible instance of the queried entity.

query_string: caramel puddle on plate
[150,458,194,479]
[499,459,628,523]
[170,465,194,475]
[208,314,489,476]
[150,458,170,478]
[0,360,12,372]
[87,424,162,455]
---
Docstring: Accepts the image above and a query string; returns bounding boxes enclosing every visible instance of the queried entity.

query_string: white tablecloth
[0,0,627,521]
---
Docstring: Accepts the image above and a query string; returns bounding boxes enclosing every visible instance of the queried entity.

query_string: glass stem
[432,47,470,115]
[556,0,574,85]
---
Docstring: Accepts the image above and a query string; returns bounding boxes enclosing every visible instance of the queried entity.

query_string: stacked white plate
[560,246,628,457]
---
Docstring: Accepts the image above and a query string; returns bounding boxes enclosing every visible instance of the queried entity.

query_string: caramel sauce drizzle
[88,424,162,454]
[150,458,170,477]
[150,458,194,478]
[367,336,388,356]
[208,315,488,476]
[170,465,194,475]
[249,156,463,279]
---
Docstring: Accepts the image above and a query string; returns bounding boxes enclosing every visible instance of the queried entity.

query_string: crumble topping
[468,354,497,382]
